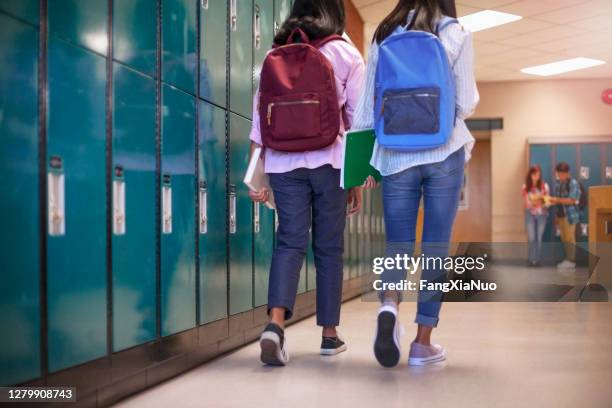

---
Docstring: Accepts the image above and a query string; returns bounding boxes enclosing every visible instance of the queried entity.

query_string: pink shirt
[249,39,365,174]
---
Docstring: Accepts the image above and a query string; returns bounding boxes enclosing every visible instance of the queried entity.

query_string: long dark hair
[373,0,457,44]
[525,165,544,191]
[274,0,346,45]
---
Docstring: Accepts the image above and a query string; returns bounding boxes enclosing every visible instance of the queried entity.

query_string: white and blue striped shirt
[352,13,480,176]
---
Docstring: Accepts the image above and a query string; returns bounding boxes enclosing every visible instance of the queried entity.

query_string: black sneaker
[320,335,347,356]
[373,305,401,367]
[260,323,289,366]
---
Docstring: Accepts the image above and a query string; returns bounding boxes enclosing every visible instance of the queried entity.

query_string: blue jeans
[525,212,547,263]
[381,148,465,327]
[268,165,348,327]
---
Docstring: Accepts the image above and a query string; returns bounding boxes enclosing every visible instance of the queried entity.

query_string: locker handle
[200,0,208,10]
[254,7,261,49]
[199,183,208,235]
[162,175,172,234]
[230,0,237,31]
[48,159,65,237]
[113,171,126,236]
[229,186,237,234]
[254,202,260,234]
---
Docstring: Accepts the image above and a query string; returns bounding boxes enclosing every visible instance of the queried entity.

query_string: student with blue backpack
[353,0,479,367]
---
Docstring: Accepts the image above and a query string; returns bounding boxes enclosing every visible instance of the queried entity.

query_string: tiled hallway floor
[116,298,612,408]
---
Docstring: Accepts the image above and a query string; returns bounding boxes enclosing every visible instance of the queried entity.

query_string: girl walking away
[248,0,365,366]
[354,0,479,367]
[522,165,550,267]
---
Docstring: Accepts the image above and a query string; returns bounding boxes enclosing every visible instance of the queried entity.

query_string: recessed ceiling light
[458,10,522,32]
[521,57,606,76]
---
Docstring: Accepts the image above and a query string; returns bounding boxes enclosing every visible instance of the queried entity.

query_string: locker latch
[254,5,261,49]
[113,165,126,235]
[199,180,208,235]
[229,185,237,234]
[230,0,237,31]
[200,0,209,10]
[581,223,588,237]
[48,155,65,236]
[162,174,172,234]
[254,202,260,234]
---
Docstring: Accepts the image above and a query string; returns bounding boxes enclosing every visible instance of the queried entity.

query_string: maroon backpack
[259,28,347,152]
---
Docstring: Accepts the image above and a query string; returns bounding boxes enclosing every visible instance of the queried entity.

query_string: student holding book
[247,0,365,366]
[353,0,479,367]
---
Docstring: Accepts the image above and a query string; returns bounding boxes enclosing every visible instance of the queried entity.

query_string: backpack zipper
[267,100,320,126]
[381,92,439,114]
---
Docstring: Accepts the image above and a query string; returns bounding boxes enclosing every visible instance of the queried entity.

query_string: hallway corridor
[116,298,612,408]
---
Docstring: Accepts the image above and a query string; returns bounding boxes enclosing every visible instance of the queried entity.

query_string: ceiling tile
[497,0,591,17]
[496,25,586,47]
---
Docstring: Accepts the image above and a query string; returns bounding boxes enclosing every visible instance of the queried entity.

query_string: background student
[354,0,479,367]
[549,162,581,269]
[247,0,365,366]
[522,165,550,267]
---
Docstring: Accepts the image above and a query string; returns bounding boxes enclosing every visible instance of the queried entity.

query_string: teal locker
[162,0,197,94]
[307,237,316,291]
[113,0,157,77]
[48,0,107,55]
[229,0,253,119]
[555,144,578,178]
[112,63,157,351]
[298,251,306,294]
[342,215,349,281]
[273,0,291,32]
[0,14,40,385]
[47,37,107,372]
[350,215,358,278]
[161,84,196,336]
[199,100,228,322]
[254,203,275,306]
[200,0,227,107]
[578,144,602,229]
[253,0,274,94]
[606,144,612,185]
[229,112,253,314]
[0,0,39,25]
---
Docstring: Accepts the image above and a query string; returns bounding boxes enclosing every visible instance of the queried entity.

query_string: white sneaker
[373,305,401,367]
[557,259,576,269]
[408,342,446,366]
[260,323,289,366]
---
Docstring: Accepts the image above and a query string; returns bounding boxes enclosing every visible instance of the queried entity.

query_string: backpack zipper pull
[267,103,273,126]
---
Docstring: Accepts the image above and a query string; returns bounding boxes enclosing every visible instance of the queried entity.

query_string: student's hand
[347,187,362,216]
[249,188,269,203]
[362,176,378,189]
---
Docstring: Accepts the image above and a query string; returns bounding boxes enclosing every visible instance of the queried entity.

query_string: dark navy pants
[268,165,348,327]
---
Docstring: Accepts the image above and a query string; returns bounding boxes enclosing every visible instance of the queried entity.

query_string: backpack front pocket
[382,87,440,135]
[267,93,321,141]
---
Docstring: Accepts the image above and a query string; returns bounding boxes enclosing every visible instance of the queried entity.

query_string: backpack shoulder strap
[310,34,346,49]
[436,18,459,35]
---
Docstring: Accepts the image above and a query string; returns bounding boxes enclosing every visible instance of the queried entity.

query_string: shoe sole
[320,344,348,356]
[260,332,287,366]
[408,351,446,366]
[374,311,400,368]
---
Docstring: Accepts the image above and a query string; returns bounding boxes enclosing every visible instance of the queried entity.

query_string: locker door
[606,144,612,185]
[555,144,578,179]
[254,203,275,306]
[0,14,39,385]
[273,0,291,33]
[113,0,157,77]
[342,214,350,281]
[229,0,253,119]
[530,144,554,242]
[47,37,107,372]
[48,0,107,55]
[162,0,197,94]
[112,63,156,351]
[253,0,274,94]
[161,84,196,336]
[200,0,227,107]
[229,112,253,314]
[199,100,228,322]
[578,144,602,241]
[364,190,372,276]
[0,0,39,25]
[351,215,358,278]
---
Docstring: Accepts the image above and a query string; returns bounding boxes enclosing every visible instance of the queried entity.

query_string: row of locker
[0,0,385,386]
[529,141,612,243]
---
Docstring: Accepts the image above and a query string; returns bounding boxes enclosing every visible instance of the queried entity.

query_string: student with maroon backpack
[248,0,364,366]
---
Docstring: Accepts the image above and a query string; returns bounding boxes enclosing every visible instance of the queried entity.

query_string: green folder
[341,129,382,189]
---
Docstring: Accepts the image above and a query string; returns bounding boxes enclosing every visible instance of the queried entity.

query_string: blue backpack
[375,18,459,151]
